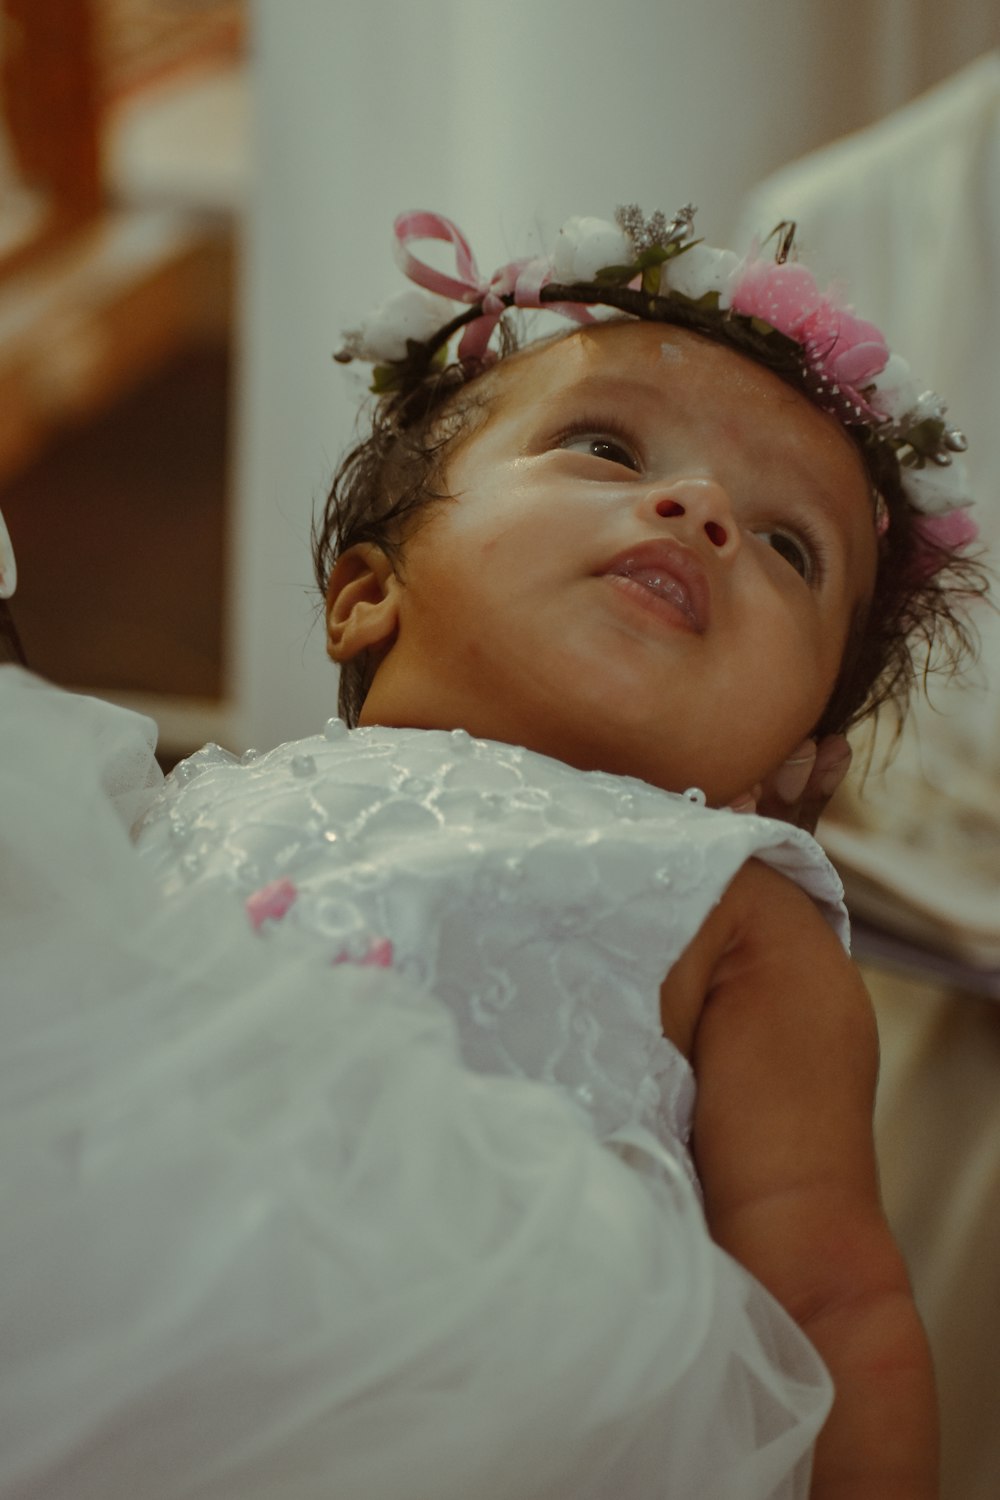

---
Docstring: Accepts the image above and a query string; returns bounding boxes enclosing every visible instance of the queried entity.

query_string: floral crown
[335,204,978,561]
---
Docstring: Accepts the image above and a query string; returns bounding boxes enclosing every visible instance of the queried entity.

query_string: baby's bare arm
[663,861,937,1500]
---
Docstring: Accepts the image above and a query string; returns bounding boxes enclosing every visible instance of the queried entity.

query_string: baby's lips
[601,540,711,632]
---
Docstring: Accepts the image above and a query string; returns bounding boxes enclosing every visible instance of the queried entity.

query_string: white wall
[233,0,998,750]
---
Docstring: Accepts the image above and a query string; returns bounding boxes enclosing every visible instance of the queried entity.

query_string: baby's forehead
[487,322,847,461]
[493,320,795,415]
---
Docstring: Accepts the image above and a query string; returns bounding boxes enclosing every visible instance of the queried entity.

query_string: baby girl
[308,205,980,1498]
[0,205,983,1500]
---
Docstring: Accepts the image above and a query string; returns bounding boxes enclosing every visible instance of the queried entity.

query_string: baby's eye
[755,528,815,582]
[561,433,640,471]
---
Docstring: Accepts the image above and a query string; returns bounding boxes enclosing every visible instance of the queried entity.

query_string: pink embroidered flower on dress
[332,938,394,969]
[729,259,890,411]
[245,877,298,931]
[246,880,395,970]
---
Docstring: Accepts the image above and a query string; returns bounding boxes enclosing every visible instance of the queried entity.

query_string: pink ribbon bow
[393,210,592,362]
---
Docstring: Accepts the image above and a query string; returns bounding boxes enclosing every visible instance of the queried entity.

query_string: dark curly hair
[313,311,987,738]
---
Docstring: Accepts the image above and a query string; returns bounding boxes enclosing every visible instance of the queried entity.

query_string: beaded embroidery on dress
[137,720,849,1184]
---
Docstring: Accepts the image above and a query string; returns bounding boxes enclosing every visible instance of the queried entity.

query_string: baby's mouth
[601,543,710,633]
[615,565,699,626]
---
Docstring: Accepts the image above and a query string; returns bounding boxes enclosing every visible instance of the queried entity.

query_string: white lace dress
[0,671,846,1500]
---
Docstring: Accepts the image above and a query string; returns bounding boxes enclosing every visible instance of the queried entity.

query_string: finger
[795,737,852,834]
[812,736,852,800]
[727,786,760,815]
[771,740,817,805]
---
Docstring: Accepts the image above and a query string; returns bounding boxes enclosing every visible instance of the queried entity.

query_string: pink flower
[798,302,889,388]
[729,259,889,399]
[914,507,979,553]
[728,260,823,338]
[332,937,395,969]
[245,877,298,932]
[908,507,978,581]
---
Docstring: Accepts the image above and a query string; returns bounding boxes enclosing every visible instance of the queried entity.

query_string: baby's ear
[325,543,401,663]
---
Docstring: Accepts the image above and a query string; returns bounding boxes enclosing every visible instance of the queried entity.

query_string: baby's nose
[647,478,740,555]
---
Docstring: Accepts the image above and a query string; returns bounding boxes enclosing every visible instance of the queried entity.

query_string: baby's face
[357,322,878,804]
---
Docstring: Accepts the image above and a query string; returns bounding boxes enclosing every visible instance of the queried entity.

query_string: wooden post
[1,0,103,231]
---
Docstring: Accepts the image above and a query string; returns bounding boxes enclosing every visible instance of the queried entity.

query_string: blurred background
[1,0,995,757]
[2,4,999,1497]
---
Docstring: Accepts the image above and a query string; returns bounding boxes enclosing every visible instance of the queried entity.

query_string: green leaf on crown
[370,363,402,394]
[906,416,949,458]
[592,261,643,285]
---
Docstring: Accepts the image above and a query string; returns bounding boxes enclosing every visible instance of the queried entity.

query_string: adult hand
[727,735,852,835]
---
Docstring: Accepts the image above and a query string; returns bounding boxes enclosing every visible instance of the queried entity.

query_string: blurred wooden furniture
[0,209,231,490]
[0,0,245,753]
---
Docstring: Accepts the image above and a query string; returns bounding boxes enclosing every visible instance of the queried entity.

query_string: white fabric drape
[737,54,1000,968]
[738,56,1000,1500]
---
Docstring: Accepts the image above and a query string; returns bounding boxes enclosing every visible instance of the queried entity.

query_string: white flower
[869,354,920,421]
[552,216,632,282]
[355,287,455,363]
[910,389,950,425]
[901,454,972,514]
[661,244,740,304]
